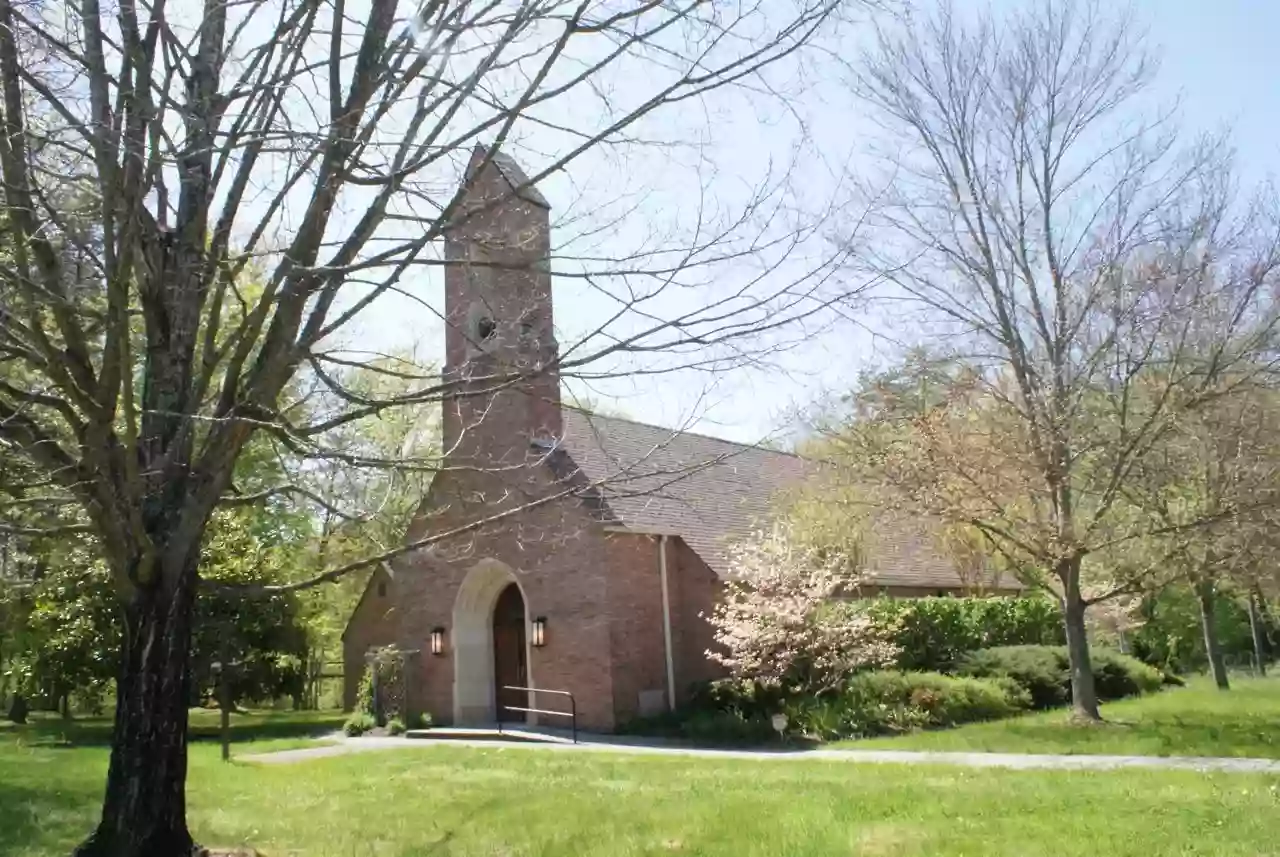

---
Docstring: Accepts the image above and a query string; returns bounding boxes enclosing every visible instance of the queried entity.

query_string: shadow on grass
[0,711,346,855]
[850,681,1280,758]
[992,706,1280,757]
[187,711,347,747]
[1089,713,1280,757]
[2,709,346,749]
[0,769,103,857]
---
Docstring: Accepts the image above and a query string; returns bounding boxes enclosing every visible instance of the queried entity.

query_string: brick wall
[670,539,727,700]
[341,566,398,711]
[348,509,746,729]
[395,465,619,731]
[603,532,670,724]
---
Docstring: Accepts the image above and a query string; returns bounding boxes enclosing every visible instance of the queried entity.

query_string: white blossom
[706,524,898,694]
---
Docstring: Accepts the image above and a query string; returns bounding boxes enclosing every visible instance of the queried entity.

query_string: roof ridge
[465,143,550,209]
[560,405,804,460]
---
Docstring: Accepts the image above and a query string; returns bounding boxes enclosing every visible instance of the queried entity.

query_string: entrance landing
[405,725,577,745]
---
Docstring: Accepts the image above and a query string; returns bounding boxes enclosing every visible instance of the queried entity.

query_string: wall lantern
[430,627,446,656]
[531,616,548,648]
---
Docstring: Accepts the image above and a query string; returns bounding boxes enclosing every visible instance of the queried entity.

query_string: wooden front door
[492,584,527,722]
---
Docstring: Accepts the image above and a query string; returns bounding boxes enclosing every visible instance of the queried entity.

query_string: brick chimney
[441,145,561,468]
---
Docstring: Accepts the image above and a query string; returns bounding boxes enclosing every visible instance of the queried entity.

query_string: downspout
[658,535,676,711]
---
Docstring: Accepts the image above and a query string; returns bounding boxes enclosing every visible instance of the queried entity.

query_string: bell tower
[441,145,561,467]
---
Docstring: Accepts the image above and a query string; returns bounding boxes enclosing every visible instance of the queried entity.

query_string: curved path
[238,733,1280,774]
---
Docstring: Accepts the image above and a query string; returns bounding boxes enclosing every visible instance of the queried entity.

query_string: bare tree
[0,0,873,851]
[845,0,1280,719]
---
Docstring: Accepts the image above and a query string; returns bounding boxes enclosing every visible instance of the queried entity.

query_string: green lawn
[3,717,1280,856]
[844,675,1280,758]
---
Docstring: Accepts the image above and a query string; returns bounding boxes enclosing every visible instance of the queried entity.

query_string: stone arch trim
[451,558,532,724]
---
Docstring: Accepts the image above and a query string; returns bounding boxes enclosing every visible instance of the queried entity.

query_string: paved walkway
[238,733,1280,774]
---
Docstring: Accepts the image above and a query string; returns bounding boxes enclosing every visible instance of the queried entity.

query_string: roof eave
[600,524,685,537]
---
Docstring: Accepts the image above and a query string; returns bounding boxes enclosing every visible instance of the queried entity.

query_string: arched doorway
[452,559,532,724]
[492,584,528,722]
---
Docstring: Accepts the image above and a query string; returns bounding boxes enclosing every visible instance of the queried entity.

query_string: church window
[477,316,497,341]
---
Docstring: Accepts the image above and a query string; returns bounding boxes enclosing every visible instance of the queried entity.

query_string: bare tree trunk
[75,563,200,857]
[1060,559,1100,720]
[1247,589,1267,678]
[1194,578,1230,690]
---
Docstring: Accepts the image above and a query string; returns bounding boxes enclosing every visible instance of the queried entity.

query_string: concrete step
[404,726,577,745]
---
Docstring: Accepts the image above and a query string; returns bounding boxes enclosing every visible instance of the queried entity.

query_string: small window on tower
[477,316,497,341]
[520,320,534,338]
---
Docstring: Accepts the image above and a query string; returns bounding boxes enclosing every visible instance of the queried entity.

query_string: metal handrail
[497,686,577,744]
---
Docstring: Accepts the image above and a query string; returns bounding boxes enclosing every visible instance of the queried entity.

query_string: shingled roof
[554,409,1017,591]
[556,409,808,576]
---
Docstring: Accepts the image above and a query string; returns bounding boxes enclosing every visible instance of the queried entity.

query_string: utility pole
[213,636,234,762]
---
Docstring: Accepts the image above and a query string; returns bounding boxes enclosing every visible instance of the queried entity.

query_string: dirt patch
[853,822,927,856]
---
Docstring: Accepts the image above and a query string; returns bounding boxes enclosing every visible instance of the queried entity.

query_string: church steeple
[441,145,560,465]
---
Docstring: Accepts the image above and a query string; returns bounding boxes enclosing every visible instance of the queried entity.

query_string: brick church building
[342,146,1017,733]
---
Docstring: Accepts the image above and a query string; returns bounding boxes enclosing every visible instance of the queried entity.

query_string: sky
[1143,0,1280,190]
[352,0,1280,447]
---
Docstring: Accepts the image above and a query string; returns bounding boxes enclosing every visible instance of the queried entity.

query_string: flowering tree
[1082,586,1144,655]
[708,525,898,695]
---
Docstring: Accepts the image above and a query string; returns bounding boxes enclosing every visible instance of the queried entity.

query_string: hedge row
[958,645,1165,709]
[621,645,1165,744]
[785,671,1029,740]
[861,596,1065,671]
[785,646,1162,740]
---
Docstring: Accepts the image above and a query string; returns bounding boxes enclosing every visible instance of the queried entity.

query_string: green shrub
[863,597,1063,672]
[354,665,374,716]
[343,712,375,736]
[783,697,848,741]
[619,696,777,745]
[959,645,1163,708]
[386,717,406,736]
[628,670,1027,742]
[678,709,775,745]
[1090,648,1164,698]
[357,646,408,726]
[616,709,687,739]
[958,645,1070,710]
[686,678,784,721]
[842,671,1029,735]
[415,711,434,729]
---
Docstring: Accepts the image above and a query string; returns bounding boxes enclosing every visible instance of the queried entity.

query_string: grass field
[844,675,1280,758]
[3,708,1280,856]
